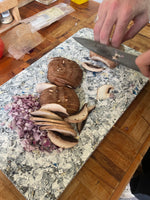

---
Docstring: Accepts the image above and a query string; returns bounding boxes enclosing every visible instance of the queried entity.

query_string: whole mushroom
[47,57,83,88]
[39,86,80,115]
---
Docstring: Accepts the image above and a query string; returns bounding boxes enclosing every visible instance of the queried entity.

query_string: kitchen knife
[73,37,140,72]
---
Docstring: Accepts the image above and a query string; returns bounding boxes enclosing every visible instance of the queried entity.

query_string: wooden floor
[0,0,150,200]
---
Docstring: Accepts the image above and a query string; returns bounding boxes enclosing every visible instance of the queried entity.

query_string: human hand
[94,0,150,48]
[136,50,150,79]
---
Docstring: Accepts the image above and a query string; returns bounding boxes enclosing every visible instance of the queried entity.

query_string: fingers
[94,0,131,47]
[94,0,150,48]
[94,0,118,44]
[97,14,116,45]
[135,50,150,79]
[94,4,107,41]
[122,14,149,42]
[111,17,131,48]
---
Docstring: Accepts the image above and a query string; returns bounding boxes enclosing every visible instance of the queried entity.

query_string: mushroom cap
[47,57,83,88]
[39,86,80,115]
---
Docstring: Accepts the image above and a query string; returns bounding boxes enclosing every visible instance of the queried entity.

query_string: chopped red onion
[9,95,59,152]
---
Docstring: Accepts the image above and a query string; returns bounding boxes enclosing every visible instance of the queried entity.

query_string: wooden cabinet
[0,0,34,33]
[0,0,21,33]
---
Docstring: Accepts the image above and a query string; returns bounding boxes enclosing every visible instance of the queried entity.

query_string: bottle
[1,10,13,24]
[0,0,13,24]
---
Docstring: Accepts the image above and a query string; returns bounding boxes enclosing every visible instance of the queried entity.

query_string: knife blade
[73,37,140,72]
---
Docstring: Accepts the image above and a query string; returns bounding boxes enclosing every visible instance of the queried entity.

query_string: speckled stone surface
[0,28,148,200]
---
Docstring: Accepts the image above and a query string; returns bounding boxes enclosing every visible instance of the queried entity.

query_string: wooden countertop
[0,1,150,199]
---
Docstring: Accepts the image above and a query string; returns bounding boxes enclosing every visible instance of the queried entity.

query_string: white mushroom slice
[81,62,104,72]
[36,83,56,93]
[30,109,62,120]
[90,51,116,69]
[40,124,77,137]
[97,85,114,100]
[41,103,69,116]
[47,131,78,149]
[65,104,88,123]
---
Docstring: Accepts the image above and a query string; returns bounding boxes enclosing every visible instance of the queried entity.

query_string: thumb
[135,50,150,79]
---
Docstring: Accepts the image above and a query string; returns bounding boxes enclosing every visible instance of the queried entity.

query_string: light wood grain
[18,0,34,7]
[0,1,150,200]
[0,0,18,13]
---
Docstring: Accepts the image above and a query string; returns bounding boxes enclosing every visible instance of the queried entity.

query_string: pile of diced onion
[9,95,59,152]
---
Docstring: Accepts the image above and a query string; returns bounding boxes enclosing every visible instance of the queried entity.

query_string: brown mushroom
[90,51,116,69]
[77,105,96,133]
[81,62,104,72]
[40,124,77,137]
[47,131,78,149]
[64,104,88,123]
[39,86,80,115]
[30,109,62,120]
[30,116,69,125]
[47,57,83,88]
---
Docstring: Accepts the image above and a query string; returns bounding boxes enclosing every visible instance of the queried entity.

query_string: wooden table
[0,1,150,199]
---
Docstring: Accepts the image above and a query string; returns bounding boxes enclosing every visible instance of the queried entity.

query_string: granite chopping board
[0,28,148,200]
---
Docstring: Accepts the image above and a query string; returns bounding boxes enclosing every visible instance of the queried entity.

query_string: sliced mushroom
[30,109,62,120]
[97,85,114,100]
[81,62,104,72]
[64,104,88,123]
[47,131,78,149]
[41,103,69,116]
[30,116,69,125]
[77,104,96,133]
[90,51,116,69]
[35,122,70,128]
[36,83,56,93]
[40,124,77,137]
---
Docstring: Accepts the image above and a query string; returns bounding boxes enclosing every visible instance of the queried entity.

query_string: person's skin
[94,0,150,79]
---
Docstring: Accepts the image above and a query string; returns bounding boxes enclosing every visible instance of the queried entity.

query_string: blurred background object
[0,38,4,58]
[35,0,57,5]
[0,0,21,33]
[1,23,44,59]
[1,10,13,24]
